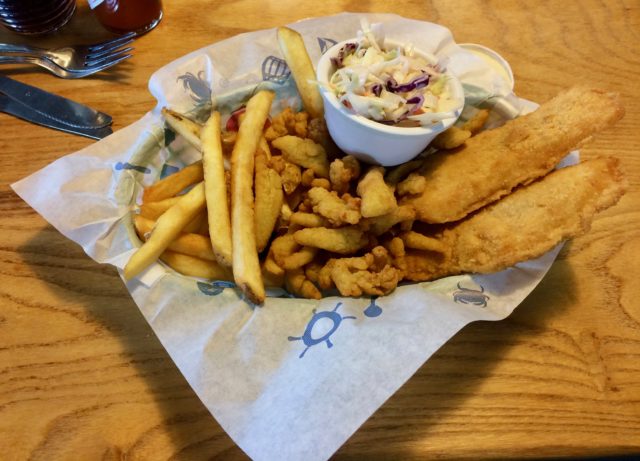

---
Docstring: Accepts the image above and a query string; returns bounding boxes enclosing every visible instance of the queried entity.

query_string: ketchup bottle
[89,0,163,35]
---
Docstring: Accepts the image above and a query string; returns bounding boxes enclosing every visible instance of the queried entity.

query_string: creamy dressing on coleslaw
[328,22,459,127]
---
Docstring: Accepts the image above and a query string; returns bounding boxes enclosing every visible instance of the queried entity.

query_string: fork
[0,32,135,78]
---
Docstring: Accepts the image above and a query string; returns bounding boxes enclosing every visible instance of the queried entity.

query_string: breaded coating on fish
[403,157,626,281]
[403,86,625,223]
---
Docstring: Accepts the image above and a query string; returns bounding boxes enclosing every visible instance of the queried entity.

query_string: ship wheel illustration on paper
[288,303,356,358]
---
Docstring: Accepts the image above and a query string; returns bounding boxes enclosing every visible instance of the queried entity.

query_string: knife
[0,75,113,139]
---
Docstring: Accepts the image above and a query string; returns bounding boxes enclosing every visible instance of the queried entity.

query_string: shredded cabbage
[328,19,458,126]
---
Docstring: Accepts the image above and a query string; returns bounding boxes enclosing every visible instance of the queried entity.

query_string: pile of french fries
[124,26,486,303]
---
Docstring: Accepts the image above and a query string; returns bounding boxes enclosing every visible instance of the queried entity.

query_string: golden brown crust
[403,86,625,224]
[402,157,626,282]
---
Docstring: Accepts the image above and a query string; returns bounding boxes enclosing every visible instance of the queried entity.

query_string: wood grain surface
[1,1,639,459]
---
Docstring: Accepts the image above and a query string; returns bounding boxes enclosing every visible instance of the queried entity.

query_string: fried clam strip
[318,246,401,297]
[270,233,318,270]
[294,226,369,254]
[254,149,284,252]
[403,86,625,223]
[307,186,361,225]
[285,268,322,300]
[402,157,626,282]
[357,166,397,218]
[385,159,422,186]
[396,173,426,196]
[271,135,329,178]
[289,212,329,228]
[361,204,416,236]
[329,155,361,193]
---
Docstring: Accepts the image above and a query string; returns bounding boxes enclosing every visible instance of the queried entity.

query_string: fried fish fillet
[403,157,626,281]
[403,86,625,223]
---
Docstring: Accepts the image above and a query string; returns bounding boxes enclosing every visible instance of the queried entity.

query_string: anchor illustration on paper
[197,280,236,296]
[115,162,150,174]
[288,302,356,358]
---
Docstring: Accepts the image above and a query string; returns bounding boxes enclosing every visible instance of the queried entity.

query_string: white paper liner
[12,12,576,461]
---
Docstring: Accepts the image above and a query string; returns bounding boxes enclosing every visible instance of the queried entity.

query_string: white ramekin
[316,38,465,166]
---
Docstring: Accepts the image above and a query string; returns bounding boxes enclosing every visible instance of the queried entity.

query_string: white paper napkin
[12,12,571,461]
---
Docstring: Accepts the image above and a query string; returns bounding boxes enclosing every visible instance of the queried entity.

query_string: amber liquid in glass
[0,0,76,35]
[93,0,163,35]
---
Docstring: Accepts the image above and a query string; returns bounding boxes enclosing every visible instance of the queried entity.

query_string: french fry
[201,111,233,266]
[160,251,233,281]
[254,149,284,252]
[259,136,271,160]
[139,199,206,234]
[139,197,181,219]
[142,161,204,203]
[186,211,208,234]
[162,107,202,150]
[277,27,324,119]
[230,90,275,304]
[124,182,206,280]
[134,214,218,261]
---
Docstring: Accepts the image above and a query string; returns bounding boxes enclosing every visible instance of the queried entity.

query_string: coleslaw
[328,21,459,127]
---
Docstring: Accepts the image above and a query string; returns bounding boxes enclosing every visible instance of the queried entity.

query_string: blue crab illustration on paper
[453,282,490,307]
[317,37,337,54]
[197,280,237,296]
[288,302,356,358]
[261,55,291,84]
[363,297,383,318]
[115,162,150,174]
[176,70,212,121]
[177,70,212,107]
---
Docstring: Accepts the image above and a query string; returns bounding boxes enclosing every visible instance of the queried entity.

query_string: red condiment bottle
[89,0,162,35]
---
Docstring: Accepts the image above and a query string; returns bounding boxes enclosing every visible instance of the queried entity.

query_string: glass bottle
[0,0,76,35]
[89,0,162,35]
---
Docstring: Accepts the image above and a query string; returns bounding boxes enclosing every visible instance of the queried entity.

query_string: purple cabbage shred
[386,74,430,93]
[331,42,357,68]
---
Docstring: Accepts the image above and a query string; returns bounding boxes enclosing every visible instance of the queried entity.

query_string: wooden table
[1,1,639,459]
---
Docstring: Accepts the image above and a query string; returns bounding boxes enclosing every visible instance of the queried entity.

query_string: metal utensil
[0,76,113,139]
[0,33,134,78]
